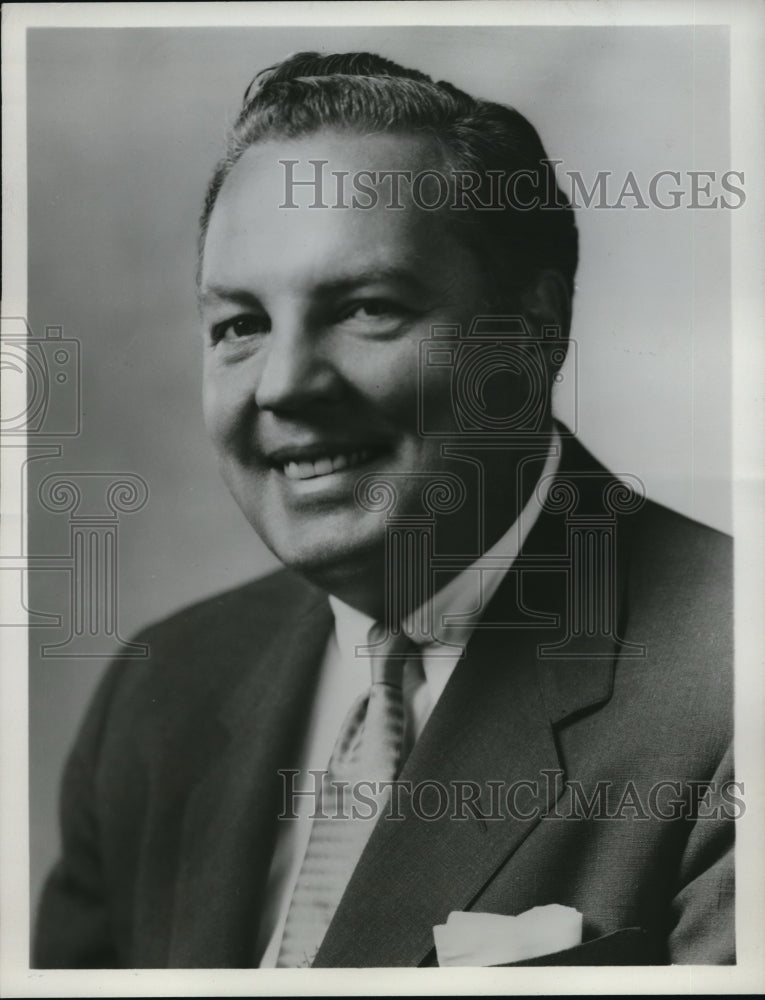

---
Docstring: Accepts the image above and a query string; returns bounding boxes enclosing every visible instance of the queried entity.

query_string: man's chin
[260,520,381,571]
[259,524,386,609]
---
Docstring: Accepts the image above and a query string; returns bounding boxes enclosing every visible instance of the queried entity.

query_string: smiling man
[35,51,734,969]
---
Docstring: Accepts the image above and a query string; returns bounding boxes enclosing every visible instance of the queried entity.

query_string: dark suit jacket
[34,435,734,968]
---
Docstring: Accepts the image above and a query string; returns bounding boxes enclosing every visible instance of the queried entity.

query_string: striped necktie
[276,629,417,968]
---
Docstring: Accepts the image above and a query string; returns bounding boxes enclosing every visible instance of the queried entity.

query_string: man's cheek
[204,384,243,442]
[418,369,460,437]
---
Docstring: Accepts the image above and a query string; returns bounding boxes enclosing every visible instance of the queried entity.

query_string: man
[34,51,734,968]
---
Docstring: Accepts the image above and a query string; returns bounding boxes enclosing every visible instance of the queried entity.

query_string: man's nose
[253,318,343,413]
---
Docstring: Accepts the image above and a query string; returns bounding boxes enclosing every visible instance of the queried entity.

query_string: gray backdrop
[27,25,731,912]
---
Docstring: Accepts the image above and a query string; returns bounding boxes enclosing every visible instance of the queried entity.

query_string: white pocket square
[433,904,583,967]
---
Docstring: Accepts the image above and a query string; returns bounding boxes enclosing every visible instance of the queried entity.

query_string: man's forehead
[200,133,472,297]
[210,128,449,219]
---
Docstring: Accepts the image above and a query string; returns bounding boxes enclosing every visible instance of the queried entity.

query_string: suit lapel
[164,585,333,967]
[314,434,627,968]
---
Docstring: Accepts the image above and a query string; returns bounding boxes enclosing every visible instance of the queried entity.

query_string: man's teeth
[282,450,375,480]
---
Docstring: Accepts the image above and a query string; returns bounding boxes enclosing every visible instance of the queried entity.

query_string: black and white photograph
[1,1,764,994]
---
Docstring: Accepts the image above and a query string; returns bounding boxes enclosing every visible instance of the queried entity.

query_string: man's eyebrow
[315,266,432,295]
[199,286,263,308]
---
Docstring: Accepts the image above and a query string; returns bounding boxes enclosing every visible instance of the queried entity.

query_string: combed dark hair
[199,51,578,302]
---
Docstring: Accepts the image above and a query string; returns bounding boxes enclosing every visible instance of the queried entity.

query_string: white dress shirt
[256,430,561,965]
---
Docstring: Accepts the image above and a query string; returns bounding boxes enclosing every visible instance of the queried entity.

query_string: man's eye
[211,314,270,344]
[341,300,408,325]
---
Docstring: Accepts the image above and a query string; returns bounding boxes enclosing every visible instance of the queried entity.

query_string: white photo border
[2,1,764,995]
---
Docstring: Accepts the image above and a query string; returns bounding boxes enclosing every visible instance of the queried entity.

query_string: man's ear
[520,268,572,375]
[520,269,571,336]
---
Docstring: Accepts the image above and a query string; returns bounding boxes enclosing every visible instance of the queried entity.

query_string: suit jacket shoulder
[552,432,732,700]
[103,568,324,726]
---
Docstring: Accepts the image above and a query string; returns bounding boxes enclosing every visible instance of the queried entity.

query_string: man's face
[200,130,517,599]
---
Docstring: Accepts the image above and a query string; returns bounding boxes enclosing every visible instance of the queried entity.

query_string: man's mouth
[266,445,389,481]
[282,449,380,481]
